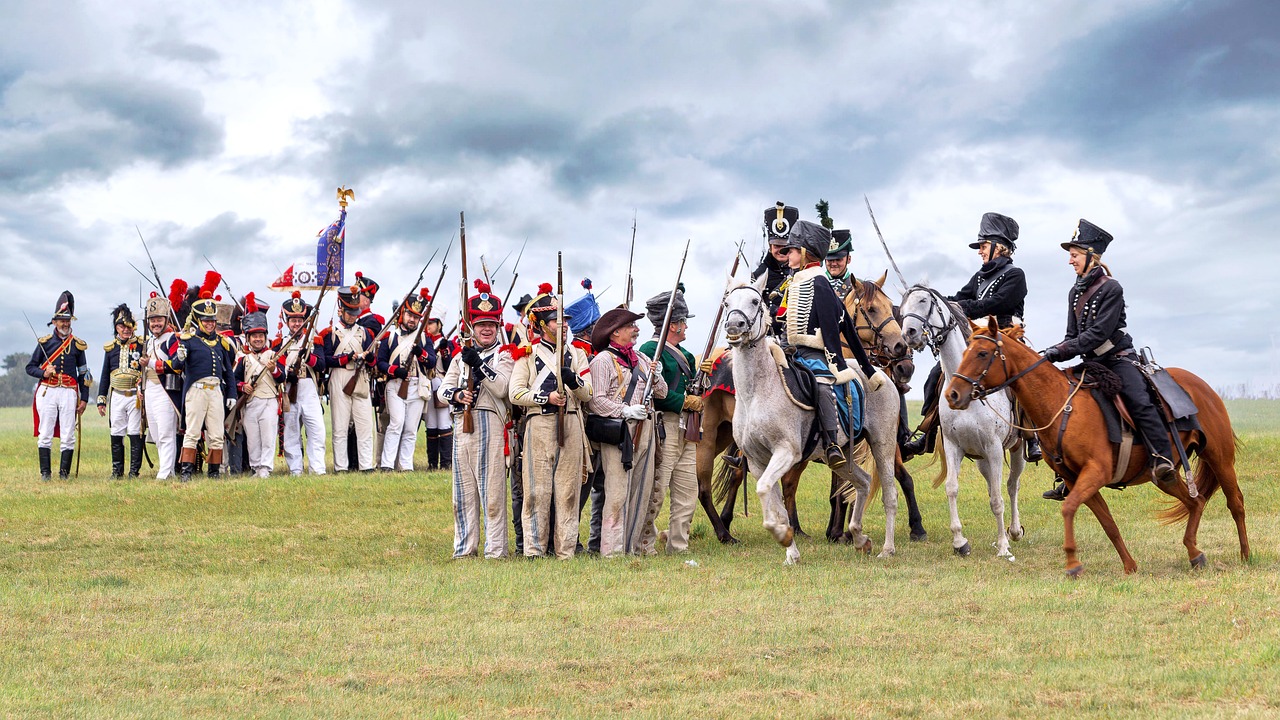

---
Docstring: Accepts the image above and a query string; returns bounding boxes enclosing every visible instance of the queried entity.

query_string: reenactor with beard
[439,280,514,558]
[97,304,145,478]
[26,291,91,481]
[275,291,327,476]
[141,289,184,480]
[233,295,281,478]
[318,285,378,472]
[170,291,238,481]
[377,288,437,472]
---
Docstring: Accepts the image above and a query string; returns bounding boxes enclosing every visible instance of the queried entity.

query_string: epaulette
[38,334,52,343]
[103,340,116,351]
[219,337,233,351]
[180,331,195,340]
[75,338,88,351]
[373,313,385,325]
[509,343,531,361]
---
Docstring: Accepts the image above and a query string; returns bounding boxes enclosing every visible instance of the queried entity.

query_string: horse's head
[945,318,1030,410]
[723,274,767,346]
[899,284,946,352]
[848,271,908,363]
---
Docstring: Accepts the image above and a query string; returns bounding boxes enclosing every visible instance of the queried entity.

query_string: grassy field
[1,401,1277,718]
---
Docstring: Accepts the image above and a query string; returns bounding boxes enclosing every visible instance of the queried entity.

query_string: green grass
[1,402,1277,718]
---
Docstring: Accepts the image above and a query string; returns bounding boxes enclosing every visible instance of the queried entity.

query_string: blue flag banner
[315,208,346,287]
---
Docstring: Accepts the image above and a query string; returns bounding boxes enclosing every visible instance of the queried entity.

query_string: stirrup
[1042,481,1067,502]
[1151,457,1177,485]
[825,444,848,469]
[722,452,744,469]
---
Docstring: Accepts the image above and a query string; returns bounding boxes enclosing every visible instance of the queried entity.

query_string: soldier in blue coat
[168,292,238,481]
[26,291,91,480]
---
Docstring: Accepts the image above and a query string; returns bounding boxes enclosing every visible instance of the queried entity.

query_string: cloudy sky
[3,0,1277,395]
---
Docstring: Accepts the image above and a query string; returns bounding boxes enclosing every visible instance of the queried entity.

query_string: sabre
[863,195,910,293]
[624,211,637,310]
[203,254,245,313]
[21,311,52,398]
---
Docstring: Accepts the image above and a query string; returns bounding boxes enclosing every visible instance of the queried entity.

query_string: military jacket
[950,256,1026,327]
[317,321,376,370]
[509,340,592,414]
[826,270,856,301]
[376,328,437,380]
[440,340,514,420]
[97,336,144,404]
[1057,267,1132,361]
[169,329,238,401]
[637,339,695,414]
[234,347,282,399]
[26,332,91,402]
[271,333,324,383]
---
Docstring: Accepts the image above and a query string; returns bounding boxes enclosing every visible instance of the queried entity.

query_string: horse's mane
[909,284,973,342]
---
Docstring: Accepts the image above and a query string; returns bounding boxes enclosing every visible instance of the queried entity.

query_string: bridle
[949,331,1049,402]
[846,280,908,367]
[723,284,766,348]
[900,285,960,357]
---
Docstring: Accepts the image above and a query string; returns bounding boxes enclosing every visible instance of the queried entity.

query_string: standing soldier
[97,304,145,478]
[440,280,514,558]
[142,290,183,480]
[422,315,455,471]
[233,295,281,478]
[377,288,437,471]
[509,283,593,559]
[27,291,90,481]
[565,280,604,554]
[638,287,700,554]
[318,285,377,472]
[276,291,326,476]
[217,297,250,476]
[353,271,386,463]
[171,291,238,481]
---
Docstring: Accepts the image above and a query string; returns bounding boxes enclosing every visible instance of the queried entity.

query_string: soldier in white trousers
[26,291,91,481]
[319,285,378,472]
[440,281,514,558]
[233,297,281,478]
[141,292,182,480]
[378,289,436,471]
[97,304,145,478]
[275,291,326,476]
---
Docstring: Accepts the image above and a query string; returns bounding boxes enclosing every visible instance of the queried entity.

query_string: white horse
[899,285,1025,559]
[722,275,901,565]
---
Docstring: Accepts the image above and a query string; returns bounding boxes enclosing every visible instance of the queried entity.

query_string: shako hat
[353,271,379,299]
[110,303,136,330]
[780,219,831,262]
[645,284,695,329]
[828,229,853,260]
[524,283,568,326]
[565,278,601,335]
[241,292,269,334]
[1062,218,1114,255]
[281,290,310,319]
[764,202,801,244]
[50,290,76,324]
[402,288,430,318]
[190,291,219,320]
[145,292,172,321]
[969,212,1020,251]
[336,285,362,311]
[591,307,644,353]
[214,298,236,328]
[466,280,503,325]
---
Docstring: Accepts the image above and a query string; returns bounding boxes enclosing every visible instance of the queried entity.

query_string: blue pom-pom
[581,278,592,290]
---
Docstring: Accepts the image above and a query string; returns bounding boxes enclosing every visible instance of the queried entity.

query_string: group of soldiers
[25,201,1178,557]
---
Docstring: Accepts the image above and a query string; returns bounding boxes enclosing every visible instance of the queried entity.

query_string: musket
[129,262,161,290]
[491,237,524,276]
[633,239,690,451]
[555,251,565,447]
[135,226,183,330]
[203,254,245,313]
[458,211,476,434]
[863,195,910,293]
[684,240,743,442]
[397,240,450,401]
[480,245,509,346]
[284,251,341,405]
[343,255,435,396]
[499,237,527,311]
[624,211,637,309]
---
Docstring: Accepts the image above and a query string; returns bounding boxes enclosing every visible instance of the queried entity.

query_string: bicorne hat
[110,303,136,330]
[50,290,76,324]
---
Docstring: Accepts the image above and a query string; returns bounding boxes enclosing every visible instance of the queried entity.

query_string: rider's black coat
[950,256,1026,328]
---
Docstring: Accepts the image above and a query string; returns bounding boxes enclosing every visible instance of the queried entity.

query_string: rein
[847,280,906,366]
[952,332,1086,433]
[901,286,960,357]
[724,284,767,348]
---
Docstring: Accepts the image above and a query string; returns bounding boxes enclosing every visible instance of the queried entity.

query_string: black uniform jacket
[167,330,238,401]
[1056,266,1133,361]
[950,256,1027,327]
[26,333,92,402]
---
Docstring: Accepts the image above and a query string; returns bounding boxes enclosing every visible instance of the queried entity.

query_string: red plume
[200,270,221,297]
[419,288,430,299]
[168,279,188,310]
[149,291,158,299]
[474,279,491,294]
[291,290,301,299]
[537,282,553,295]
[355,271,363,279]
[200,290,213,300]
[245,291,258,313]
[214,294,222,301]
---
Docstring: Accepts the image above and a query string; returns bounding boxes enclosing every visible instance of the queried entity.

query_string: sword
[22,311,52,398]
[203,254,245,312]
[863,195,910,293]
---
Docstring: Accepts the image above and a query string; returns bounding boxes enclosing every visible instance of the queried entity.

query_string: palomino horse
[945,321,1248,575]
[900,285,1025,559]
[722,274,901,564]
[695,274,927,544]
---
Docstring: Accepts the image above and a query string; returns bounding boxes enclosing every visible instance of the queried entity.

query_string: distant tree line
[0,353,35,407]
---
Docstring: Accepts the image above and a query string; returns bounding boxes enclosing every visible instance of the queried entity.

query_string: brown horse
[945,321,1248,575]
[695,273,926,545]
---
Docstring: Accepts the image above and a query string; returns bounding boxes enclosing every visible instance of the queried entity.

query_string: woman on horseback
[903,213,1037,461]
[1040,219,1177,499]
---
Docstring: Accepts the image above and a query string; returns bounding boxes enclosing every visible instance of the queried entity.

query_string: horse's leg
[841,461,873,553]
[754,450,802,564]
[894,457,928,542]
[783,463,808,537]
[1152,466,1210,568]
[868,383,900,558]
[976,451,1012,560]
[1211,460,1251,561]
[827,471,847,542]
[718,459,745,534]
[942,439,970,556]
[696,423,738,544]
[1061,464,1108,576]
[1006,446,1026,542]
[1080,492,1137,574]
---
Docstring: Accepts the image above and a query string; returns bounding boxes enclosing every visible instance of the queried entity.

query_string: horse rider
[1040,219,1178,500]
[170,291,238,481]
[824,229,857,299]
[752,202,799,336]
[27,290,91,481]
[275,291,327,476]
[903,212,1039,462]
[778,218,879,468]
[97,303,145,478]
[377,288,437,472]
[141,290,184,480]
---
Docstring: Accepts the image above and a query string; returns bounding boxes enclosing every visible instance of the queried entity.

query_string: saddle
[769,343,865,442]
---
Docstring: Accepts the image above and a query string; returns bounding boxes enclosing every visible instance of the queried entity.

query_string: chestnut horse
[945,321,1248,575]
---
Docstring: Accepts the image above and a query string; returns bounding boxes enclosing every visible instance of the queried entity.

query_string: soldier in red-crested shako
[318,285,378,472]
[233,294,282,478]
[352,271,387,464]
[97,304,145,478]
[376,288,437,472]
[275,291,327,476]
[142,288,184,480]
[170,290,238,481]
[439,280,514,558]
[26,291,91,480]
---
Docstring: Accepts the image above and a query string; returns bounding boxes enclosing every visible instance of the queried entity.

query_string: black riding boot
[722,443,744,469]
[39,447,52,481]
[903,363,942,460]
[1043,477,1068,501]
[128,434,144,477]
[207,449,222,478]
[815,386,846,469]
[110,436,125,478]
[1024,435,1043,463]
[59,449,74,479]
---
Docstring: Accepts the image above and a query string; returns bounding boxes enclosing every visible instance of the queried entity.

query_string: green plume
[815,199,834,230]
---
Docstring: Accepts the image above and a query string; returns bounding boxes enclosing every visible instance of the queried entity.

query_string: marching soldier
[902,212,1034,461]
[638,288,700,554]
[318,285,378,472]
[171,291,238,481]
[97,304,145,478]
[439,280,514,558]
[824,229,857,299]
[509,283,593,559]
[377,288,437,471]
[26,291,91,480]
[422,315,455,471]
[1041,219,1178,498]
[142,290,183,480]
[275,291,327,476]
[233,296,281,478]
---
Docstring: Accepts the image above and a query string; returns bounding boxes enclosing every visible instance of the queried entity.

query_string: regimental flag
[269,208,347,292]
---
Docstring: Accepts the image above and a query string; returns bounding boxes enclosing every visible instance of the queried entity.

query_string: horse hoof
[953,541,971,557]
[1008,525,1025,542]
[910,530,928,542]
[794,529,810,540]
[878,549,896,559]
[719,535,740,545]
[1190,553,1207,569]
[1065,564,1084,578]
[859,538,874,555]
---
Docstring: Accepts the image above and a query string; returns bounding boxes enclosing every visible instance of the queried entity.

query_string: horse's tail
[712,444,740,507]
[929,438,947,489]
[1156,429,1241,524]
[854,439,879,502]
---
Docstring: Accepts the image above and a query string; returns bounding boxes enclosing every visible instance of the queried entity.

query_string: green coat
[638,339,696,415]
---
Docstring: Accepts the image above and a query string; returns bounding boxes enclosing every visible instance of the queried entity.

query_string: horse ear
[875,270,887,288]
[987,315,999,331]
[752,272,768,293]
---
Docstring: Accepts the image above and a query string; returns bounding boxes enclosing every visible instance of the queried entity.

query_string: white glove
[622,404,648,421]
[867,371,886,392]
[226,398,236,412]
[176,345,188,361]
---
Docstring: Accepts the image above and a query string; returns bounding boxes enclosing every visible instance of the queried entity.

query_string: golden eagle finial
[337,186,355,209]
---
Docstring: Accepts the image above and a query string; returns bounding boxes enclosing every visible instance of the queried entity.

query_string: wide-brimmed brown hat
[591,307,644,352]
